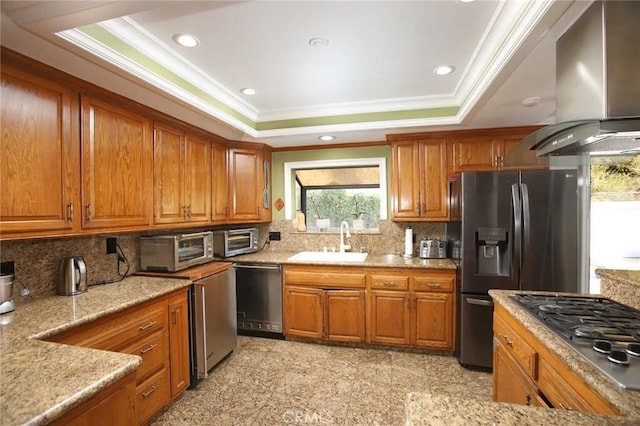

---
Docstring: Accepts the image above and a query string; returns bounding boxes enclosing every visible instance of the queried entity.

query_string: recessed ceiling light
[522,96,542,107]
[172,33,199,48]
[458,0,475,3]
[309,37,329,48]
[319,135,335,141]
[434,65,455,76]
[240,88,256,96]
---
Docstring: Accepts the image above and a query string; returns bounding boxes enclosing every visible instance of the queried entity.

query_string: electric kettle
[59,257,88,295]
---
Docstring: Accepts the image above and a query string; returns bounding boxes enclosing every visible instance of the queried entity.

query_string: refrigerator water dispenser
[476,227,508,276]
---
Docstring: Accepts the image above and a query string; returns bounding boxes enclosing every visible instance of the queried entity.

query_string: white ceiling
[0,1,593,148]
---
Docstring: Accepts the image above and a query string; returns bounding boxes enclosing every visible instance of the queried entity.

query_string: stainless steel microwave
[140,231,214,272]
[212,228,258,258]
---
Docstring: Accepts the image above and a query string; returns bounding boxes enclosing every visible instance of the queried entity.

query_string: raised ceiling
[0,1,592,148]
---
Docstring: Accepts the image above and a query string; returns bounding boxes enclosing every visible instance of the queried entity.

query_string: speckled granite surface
[229,250,457,269]
[597,268,640,310]
[0,275,191,426]
[405,392,636,425]
[489,290,640,418]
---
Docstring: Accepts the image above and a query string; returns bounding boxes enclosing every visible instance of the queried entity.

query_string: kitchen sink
[287,251,369,262]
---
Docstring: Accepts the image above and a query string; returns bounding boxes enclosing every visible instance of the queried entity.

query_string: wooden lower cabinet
[493,303,620,416]
[51,372,137,426]
[493,340,547,407]
[48,289,190,424]
[283,265,455,351]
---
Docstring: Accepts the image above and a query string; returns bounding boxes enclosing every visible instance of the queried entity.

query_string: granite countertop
[597,268,640,310]
[228,250,457,269]
[489,289,640,418]
[0,275,191,426]
[405,392,637,425]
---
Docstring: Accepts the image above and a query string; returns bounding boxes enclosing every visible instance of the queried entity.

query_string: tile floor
[152,336,493,425]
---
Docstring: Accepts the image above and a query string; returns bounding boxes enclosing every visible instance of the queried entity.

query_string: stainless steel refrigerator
[457,170,579,369]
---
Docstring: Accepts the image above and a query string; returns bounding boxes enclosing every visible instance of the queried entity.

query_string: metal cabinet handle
[66,203,74,222]
[427,283,441,288]
[139,321,156,331]
[558,402,573,410]
[140,344,158,354]
[187,205,192,218]
[382,281,397,287]
[172,310,177,325]
[142,385,158,398]
[85,204,92,222]
[500,334,513,347]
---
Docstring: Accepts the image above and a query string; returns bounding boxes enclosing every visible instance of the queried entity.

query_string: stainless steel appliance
[457,170,579,369]
[513,294,640,390]
[190,267,237,382]
[58,257,88,296]
[419,239,447,259]
[212,228,258,258]
[234,263,283,338]
[140,231,213,272]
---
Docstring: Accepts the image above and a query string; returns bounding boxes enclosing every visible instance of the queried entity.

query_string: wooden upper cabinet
[211,140,229,222]
[153,122,211,226]
[451,136,499,172]
[0,65,80,236]
[390,139,448,221]
[228,147,261,221]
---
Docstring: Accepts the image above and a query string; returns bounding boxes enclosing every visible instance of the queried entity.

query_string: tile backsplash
[0,220,445,302]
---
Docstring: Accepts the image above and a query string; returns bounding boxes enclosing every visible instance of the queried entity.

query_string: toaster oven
[140,231,214,272]
[212,228,259,258]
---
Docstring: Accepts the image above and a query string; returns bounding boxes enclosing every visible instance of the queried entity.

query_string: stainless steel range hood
[505,1,640,166]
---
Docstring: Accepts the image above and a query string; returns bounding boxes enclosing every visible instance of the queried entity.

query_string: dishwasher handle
[233,264,281,271]
[465,297,494,307]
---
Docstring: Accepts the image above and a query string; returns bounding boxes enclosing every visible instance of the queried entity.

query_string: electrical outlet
[106,237,117,254]
[269,231,281,241]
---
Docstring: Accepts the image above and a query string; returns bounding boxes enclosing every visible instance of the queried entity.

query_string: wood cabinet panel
[413,292,454,349]
[391,141,421,218]
[369,274,410,291]
[367,290,411,345]
[211,141,229,222]
[325,290,365,343]
[119,329,166,384]
[420,141,448,219]
[183,133,211,223]
[81,96,153,229]
[412,274,454,293]
[50,372,137,426]
[451,137,498,172]
[1,65,79,235]
[494,314,537,379]
[136,367,170,425]
[493,340,546,407]
[154,124,184,224]
[284,286,324,339]
[284,268,366,289]
[228,147,261,221]
[168,291,190,398]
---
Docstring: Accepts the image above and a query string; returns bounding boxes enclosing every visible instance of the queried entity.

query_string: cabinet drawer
[50,299,166,350]
[120,329,167,383]
[136,367,171,424]
[412,275,454,292]
[493,315,537,379]
[284,269,366,289]
[369,274,409,290]
[538,358,619,415]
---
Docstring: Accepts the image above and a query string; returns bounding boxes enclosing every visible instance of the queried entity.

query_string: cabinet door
[284,286,324,339]
[228,147,261,221]
[493,340,546,407]
[391,141,420,219]
[419,140,448,220]
[325,290,365,343]
[413,292,454,350]
[81,96,153,229]
[367,290,411,345]
[168,291,190,399]
[154,123,184,224]
[211,141,229,222]
[451,137,499,172]
[1,67,79,235]
[183,133,211,224]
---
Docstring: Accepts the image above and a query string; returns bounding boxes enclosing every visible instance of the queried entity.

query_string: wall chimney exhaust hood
[505,1,640,167]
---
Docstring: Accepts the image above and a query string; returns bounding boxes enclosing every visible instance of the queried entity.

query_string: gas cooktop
[512,294,640,390]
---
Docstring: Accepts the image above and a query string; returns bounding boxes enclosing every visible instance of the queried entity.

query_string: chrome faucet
[339,221,351,253]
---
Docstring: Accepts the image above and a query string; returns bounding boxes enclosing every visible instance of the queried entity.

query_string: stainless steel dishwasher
[234,263,283,338]
[190,267,237,383]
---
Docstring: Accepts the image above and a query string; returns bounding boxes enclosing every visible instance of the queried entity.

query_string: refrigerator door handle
[511,183,522,289]
[521,183,532,288]
[465,297,494,307]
